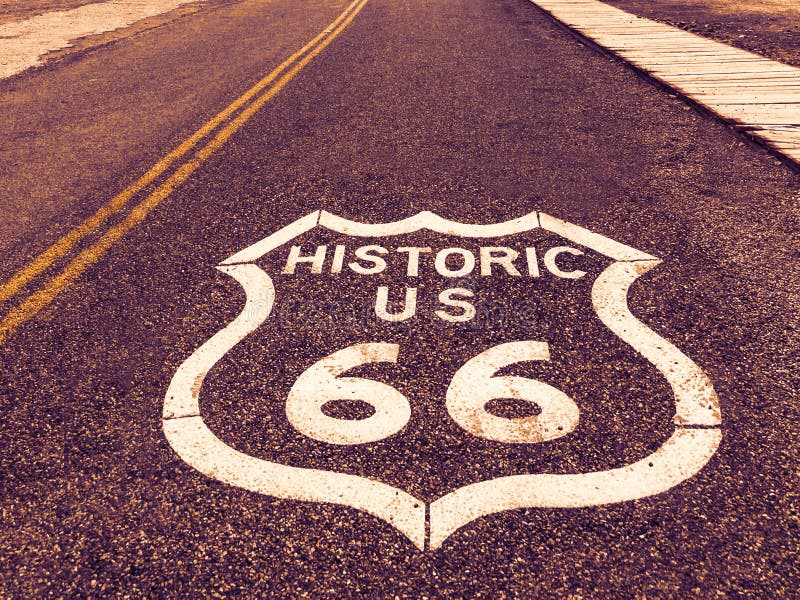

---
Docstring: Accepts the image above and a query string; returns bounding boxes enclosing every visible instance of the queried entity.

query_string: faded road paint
[163,211,722,551]
[0,0,201,79]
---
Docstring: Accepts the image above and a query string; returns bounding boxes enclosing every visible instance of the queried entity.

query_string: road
[0,0,798,596]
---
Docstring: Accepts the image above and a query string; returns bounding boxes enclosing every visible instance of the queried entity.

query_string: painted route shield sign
[162,211,722,550]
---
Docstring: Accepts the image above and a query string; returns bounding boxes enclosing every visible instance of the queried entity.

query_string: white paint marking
[428,427,721,549]
[282,245,327,274]
[286,343,411,445]
[592,261,721,426]
[480,247,522,277]
[163,264,274,419]
[230,210,652,264]
[539,212,658,261]
[434,247,476,278]
[164,211,722,551]
[397,247,432,277]
[318,209,542,239]
[349,245,389,275]
[222,211,319,265]
[164,416,426,548]
[446,341,580,444]
[163,265,426,548]
[375,286,418,321]
[543,246,587,279]
[435,287,476,322]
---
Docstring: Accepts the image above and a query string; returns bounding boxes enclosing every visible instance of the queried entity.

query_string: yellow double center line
[0,0,370,345]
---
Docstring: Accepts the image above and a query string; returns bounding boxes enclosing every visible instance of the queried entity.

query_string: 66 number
[285,342,579,445]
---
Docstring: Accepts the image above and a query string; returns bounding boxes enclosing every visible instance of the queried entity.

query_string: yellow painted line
[0,0,370,345]
[0,0,364,305]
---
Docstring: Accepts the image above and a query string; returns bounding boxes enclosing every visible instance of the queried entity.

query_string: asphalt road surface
[1,0,798,596]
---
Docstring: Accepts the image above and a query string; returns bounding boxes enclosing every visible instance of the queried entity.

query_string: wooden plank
[750,127,800,142]
[624,56,765,64]
[696,97,800,105]
[665,72,799,81]
[686,83,800,89]
[711,107,800,122]
[648,64,798,76]
[621,51,757,58]
[527,0,800,167]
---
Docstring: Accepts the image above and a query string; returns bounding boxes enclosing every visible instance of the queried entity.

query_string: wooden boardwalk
[529,0,800,166]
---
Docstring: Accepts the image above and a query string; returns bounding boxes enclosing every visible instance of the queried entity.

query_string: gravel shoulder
[602,0,800,68]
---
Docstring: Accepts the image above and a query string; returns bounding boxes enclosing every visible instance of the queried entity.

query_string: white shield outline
[162,210,722,550]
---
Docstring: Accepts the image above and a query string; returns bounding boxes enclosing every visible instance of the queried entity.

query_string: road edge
[526,0,800,174]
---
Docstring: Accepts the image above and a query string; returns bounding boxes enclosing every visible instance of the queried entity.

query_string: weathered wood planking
[529,0,800,165]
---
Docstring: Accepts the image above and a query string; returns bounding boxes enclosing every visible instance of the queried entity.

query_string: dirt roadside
[0,1,98,25]
[8,1,799,68]
[603,0,800,68]
[0,1,238,80]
